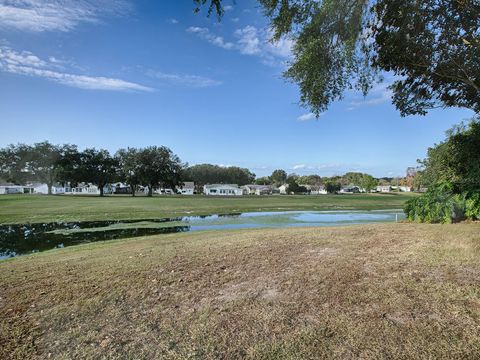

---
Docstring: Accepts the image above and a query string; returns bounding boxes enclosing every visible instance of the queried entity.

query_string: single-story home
[300,184,327,195]
[70,184,99,195]
[376,185,392,193]
[339,186,361,194]
[278,184,289,195]
[241,184,273,195]
[112,182,131,194]
[29,183,66,195]
[177,181,195,195]
[0,183,29,194]
[204,184,243,196]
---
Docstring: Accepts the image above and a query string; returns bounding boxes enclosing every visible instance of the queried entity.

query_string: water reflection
[0,210,404,259]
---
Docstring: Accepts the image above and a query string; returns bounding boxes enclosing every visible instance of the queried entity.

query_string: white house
[300,184,328,195]
[0,183,27,194]
[279,184,289,195]
[339,185,361,194]
[70,184,100,195]
[241,184,273,195]
[112,182,131,194]
[204,184,243,196]
[177,182,195,195]
[376,185,392,193]
[29,183,66,195]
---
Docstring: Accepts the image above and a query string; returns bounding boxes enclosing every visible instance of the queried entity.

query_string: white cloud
[223,5,233,11]
[297,113,317,122]
[186,26,234,50]
[169,18,178,24]
[234,26,261,55]
[187,25,293,66]
[148,71,221,88]
[0,46,152,92]
[293,164,306,170]
[0,0,131,32]
[347,82,393,110]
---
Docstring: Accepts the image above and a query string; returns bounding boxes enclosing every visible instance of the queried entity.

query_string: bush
[465,192,480,220]
[404,183,470,223]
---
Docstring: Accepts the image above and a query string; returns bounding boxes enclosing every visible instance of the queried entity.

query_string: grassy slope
[1,223,480,359]
[0,193,416,224]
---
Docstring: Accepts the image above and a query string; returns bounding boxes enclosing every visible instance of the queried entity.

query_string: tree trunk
[148,185,153,197]
[99,185,104,197]
[47,182,53,195]
[131,184,136,197]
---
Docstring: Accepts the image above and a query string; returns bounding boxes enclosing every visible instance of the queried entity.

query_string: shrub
[465,192,480,220]
[403,183,469,224]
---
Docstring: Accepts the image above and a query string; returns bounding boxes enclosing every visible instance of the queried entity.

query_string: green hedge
[404,183,479,224]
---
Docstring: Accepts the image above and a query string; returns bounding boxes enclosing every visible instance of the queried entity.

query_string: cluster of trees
[183,164,255,190]
[255,169,379,194]
[0,142,183,197]
[405,117,480,223]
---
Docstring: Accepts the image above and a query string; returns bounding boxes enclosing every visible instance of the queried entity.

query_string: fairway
[0,193,416,224]
[1,223,480,359]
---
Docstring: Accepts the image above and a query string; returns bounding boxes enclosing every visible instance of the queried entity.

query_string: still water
[0,210,404,259]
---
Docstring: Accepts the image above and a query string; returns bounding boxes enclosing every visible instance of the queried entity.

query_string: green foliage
[404,183,478,224]
[465,192,480,220]
[372,0,480,116]
[78,149,119,197]
[136,146,184,197]
[360,174,378,193]
[196,0,480,116]
[325,181,341,194]
[184,164,255,187]
[270,169,287,185]
[286,176,308,194]
[416,118,480,192]
[255,176,272,185]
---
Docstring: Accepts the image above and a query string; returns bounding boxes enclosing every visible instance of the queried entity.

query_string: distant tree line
[183,164,255,191]
[255,169,380,194]
[0,142,184,197]
[0,142,256,197]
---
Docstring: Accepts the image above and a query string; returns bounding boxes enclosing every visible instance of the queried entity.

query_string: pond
[0,210,405,259]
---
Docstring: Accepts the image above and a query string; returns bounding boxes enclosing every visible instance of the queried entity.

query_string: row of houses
[1,181,414,196]
[0,182,196,195]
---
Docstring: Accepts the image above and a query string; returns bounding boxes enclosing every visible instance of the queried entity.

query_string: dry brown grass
[1,223,480,359]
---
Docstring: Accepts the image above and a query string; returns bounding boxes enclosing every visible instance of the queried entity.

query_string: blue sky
[0,0,475,178]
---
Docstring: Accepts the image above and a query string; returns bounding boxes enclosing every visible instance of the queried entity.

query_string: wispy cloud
[234,26,261,55]
[186,26,234,50]
[148,71,221,88]
[187,25,293,66]
[297,113,317,122]
[0,0,131,32]
[0,46,152,92]
[293,164,306,170]
[223,5,233,11]
[347,82,393,110]
[169,18,178,24]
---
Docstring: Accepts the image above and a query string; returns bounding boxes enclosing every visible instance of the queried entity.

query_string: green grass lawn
[1,223,480,359]
[0,193,416,224]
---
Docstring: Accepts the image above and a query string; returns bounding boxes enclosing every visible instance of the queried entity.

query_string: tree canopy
[197,0,480,116]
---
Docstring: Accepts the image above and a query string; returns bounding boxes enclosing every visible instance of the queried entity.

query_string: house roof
[0,182,17,187]
[204,184,239,189]
[242,184,272,190]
